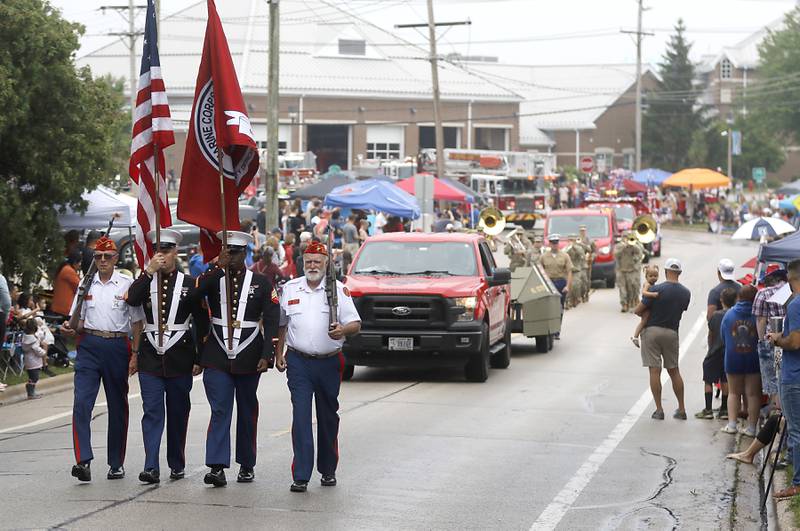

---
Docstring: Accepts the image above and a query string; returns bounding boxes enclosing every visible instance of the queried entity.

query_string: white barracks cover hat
[147,228,182,247]
[216,230,253,248]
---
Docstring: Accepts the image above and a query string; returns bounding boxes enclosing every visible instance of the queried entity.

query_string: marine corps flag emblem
[177,0,259,260]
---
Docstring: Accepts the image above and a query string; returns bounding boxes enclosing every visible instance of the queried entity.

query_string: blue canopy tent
[324,179,421,219]
[779,195,798,212]
[632,168,672,186]
[758,230,800,263]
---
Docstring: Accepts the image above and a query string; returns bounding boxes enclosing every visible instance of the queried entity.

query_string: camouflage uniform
[578,232,596,302]
[613,237,644,312]
[504,233,531,272]
[565,238,586,309]
[527,236,544,265]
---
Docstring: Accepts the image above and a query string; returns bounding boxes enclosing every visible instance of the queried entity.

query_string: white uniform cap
[146,228,182,247]
[216,230,253,248]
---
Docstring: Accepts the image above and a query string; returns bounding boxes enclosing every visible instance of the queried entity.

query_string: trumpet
[505,227,527,253]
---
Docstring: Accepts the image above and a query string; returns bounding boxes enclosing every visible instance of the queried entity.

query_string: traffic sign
[580,156,593,173]
[752,167,766,183]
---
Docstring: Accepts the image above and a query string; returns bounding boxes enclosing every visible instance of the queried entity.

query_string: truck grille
[355,295,447,328]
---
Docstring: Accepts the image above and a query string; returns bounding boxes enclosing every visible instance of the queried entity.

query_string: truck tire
[535,335,549,353]
[465,322,490,382]
[606,277,615,289]
[341,363,355,381]
[490,319,512,369]
[654,242,662,257]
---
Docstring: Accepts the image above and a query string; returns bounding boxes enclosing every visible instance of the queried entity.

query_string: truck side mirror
[489,268,511,286]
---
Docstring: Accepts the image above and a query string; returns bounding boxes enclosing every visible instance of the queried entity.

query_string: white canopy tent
[58,185,136,230]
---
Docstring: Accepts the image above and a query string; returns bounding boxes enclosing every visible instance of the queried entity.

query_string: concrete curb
[772,463,796,530]
[0,372,74,406]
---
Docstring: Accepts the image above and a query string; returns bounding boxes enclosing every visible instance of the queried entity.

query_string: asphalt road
[0,228,761,530]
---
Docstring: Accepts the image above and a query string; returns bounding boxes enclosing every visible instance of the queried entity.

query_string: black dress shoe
[237,467,255,483]
[204,467,227,487]
[169,469,185,480]
[320,475,337,487]
[107,466,125,480]
[71,462,91,482]
[290,480,308,493]
[138,469,160,484]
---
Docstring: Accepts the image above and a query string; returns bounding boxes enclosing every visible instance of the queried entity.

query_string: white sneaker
[720,424,738,434]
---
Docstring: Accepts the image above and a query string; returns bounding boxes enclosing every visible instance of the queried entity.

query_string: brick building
[697,17,800,180]
[78,0,521,176]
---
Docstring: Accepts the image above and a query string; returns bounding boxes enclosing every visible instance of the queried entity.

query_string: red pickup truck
[342,232,512,382]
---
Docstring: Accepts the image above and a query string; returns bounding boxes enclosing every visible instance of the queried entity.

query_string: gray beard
[306,270,324,283]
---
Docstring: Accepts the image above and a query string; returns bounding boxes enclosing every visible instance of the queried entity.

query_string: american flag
[129,0,174,269]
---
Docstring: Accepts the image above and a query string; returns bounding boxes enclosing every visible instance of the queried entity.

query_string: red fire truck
[419,148,556,228]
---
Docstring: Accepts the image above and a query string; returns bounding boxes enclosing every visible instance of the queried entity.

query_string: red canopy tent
[622,179,647,194]
[395,174,470,202]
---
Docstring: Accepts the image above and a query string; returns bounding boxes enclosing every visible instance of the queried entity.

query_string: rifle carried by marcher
[325,226,338,329]
[67,214,119,331]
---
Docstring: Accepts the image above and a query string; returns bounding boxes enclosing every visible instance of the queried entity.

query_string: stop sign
[580,156,594,173]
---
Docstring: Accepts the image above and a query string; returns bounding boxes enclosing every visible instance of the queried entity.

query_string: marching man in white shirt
[61,236,145,482]
[276,240,361,493]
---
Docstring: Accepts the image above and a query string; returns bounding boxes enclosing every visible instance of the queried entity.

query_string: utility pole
[101,2,146,130]
[621,1,652,173]
[396,14,470,231]
[265,0,280,231]
[425,0,445,182]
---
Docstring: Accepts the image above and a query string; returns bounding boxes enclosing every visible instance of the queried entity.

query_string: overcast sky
[51,0,798,66]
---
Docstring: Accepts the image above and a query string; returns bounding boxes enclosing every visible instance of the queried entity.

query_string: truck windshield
[614,205,635,222]
[548,215,610,239]
[498,178,540,195]
[353,241,478,276]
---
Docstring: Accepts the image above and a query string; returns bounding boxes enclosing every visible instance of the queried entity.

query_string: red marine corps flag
[178,0,259,260]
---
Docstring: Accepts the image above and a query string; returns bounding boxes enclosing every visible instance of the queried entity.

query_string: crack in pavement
[596,448,679,530]
[51,485,159,528]
[0,412,106,443]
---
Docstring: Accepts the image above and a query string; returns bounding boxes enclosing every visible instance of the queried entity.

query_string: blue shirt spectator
[189,253,209,278]
[721,299,759,374]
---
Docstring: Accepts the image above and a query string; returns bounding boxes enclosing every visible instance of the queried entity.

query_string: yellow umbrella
[662,168,731,189]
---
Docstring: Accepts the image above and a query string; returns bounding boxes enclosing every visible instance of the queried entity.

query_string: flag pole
[218,147,233,351]
[154,143,164,348]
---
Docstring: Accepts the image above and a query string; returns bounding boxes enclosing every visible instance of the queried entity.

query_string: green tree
[701,117,785,180]
[0,0,129,284]
[748,7,800,142]
[643,19,705,171]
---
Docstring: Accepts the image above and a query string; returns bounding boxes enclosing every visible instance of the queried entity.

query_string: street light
[720,129,732,179]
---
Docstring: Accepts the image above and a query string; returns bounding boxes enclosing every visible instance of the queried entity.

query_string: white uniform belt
[144,323,190,333]
[211,317,259,328]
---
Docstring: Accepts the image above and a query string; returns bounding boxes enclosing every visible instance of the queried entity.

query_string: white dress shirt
[72,271,145,333]
[279,277,360,355]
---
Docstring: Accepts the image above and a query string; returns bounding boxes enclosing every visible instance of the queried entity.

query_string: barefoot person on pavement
[634,258,691,420]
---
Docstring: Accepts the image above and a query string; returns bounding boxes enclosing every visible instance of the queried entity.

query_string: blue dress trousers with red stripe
[287,349,344,481]
[72,334,129,467]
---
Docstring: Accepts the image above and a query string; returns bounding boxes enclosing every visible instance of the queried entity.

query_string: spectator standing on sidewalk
[768,259,800,499]
[707,258,741,321]
[695,287,735,420]
[753,268,787,406]
[719,285,762,437]
[634,258,691,420]
[50,251,82,318]
[21,319,47,399]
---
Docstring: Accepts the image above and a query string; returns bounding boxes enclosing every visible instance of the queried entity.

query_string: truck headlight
[599,245,611,255]
[453,296,477,321]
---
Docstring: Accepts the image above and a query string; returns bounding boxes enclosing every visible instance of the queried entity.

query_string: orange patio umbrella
[662,168,731,189]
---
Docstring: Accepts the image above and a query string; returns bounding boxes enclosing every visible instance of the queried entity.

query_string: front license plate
[388,337,414,351]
